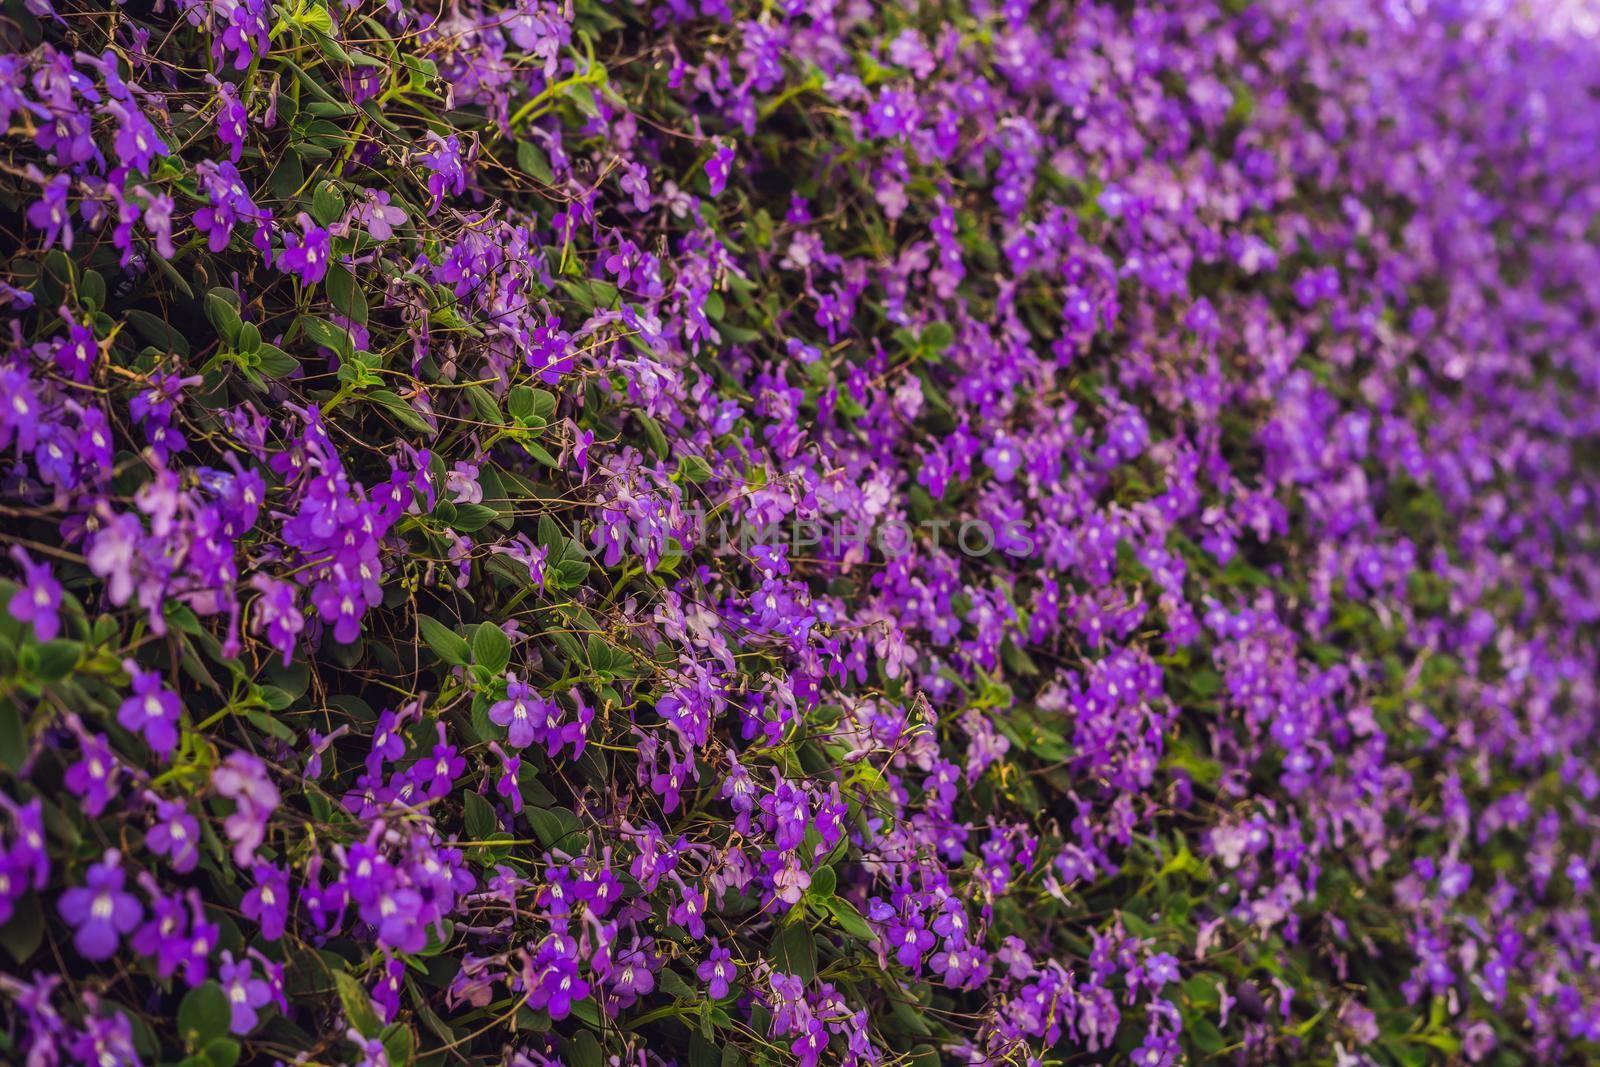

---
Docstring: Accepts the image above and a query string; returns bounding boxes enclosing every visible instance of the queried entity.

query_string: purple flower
[67,1001,141,1067]
[109,100,168,176]
[51,311,97,383]
[140,189,177,259]
[26,174,72,251]
[212,752,280,866]
[58,850,141,960]
[216,82,248,163]
[696,941,736,999]
[65,733,120,817]
[354,188,407,242]
[705,144,734,198]
[209,0,271,70]
[130,885,212,982]
[8,547,62,642]
[146,798,200,874]
[347,1028,389,1067]
[310,575,369,645]
[886,911,936,970]
[7,799,48,891]
[1143,952,1180,988]
[195,160,269,253]
[416,133,467,213]
[488,674,545,749]
[528,949,589,1021]
[249,573,305,665]
[488,742,521,814]
[218,951,273,1034]
[409,722,465,801]
[277,215,332,285]
[117,664,181,756]
[241,862,289,941]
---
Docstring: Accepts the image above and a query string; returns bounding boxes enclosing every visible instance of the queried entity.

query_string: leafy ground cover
[0,0,1598,1064]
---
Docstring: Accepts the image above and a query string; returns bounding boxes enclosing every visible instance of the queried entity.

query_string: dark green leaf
[416,616,471,666]
[334,969,381,1039]
[32,640,80,682]
[769,922,816,982]
[178,982,231,1050]
[325,265,369,324]
[565,1031,603,1067]
[472,623,511,674]
[203,1038,241,1067]
[450,503,499,533]
[311,180,347,227]
[0,893,43,964]
[463,790,499,840]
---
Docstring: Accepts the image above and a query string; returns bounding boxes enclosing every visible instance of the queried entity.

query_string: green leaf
[450,503,499,533]
[334,969,382,1039]
[769,922,816,982]
[31,640,80,682]
[0,699,27,772]
[658,967,698,1002]
[689,1032,720,1067]
[311,180,346,227]
[676,454,713,484]
[253,345,300,379]
[268,150,305,200]
[244,709,296,743]
[526,806,583,849]
[0,893,43,964]
[516,140,554,184]
[369,389,434,434]
[565,1031,603,1067]
[298,315,354,360]
[472,623,512,674]
[380,1024,414,1065]
[822,898,875,941]
[416,616,471,666]
[78,269,106,309]
[178,982,231,1050]
[806,865,836,901]
[463,790,499,840]
[125,309,190,357]
[237,321,262,353]
[202,1038,241,1067]
[204,290,243,344]
[552,559,590,589]
[637,412,669,459]
[325,265,369,325]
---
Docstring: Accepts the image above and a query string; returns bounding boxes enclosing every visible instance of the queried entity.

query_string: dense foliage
[0,0,1598,1063]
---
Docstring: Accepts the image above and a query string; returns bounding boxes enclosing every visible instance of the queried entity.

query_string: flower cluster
[0,0,1598,1064]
